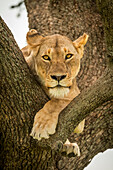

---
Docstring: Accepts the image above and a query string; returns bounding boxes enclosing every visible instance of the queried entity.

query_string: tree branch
[10,1,24,9]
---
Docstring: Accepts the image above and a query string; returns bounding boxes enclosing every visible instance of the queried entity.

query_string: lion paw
[62,139,80,157]
[55,139,80,157]
[30,110,58,141]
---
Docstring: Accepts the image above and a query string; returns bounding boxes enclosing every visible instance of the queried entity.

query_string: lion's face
[35,35,80,98]
[22,29,88,98]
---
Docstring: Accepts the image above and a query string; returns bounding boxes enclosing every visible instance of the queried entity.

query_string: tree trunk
[0,0,113,170]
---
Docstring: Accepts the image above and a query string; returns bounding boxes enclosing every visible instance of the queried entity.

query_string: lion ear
[21,29,43,73]
[73,33,89,58]
[21,29,43,58]
[26,29,43,47]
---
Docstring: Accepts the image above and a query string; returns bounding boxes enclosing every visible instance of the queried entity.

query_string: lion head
[22,29,88,98]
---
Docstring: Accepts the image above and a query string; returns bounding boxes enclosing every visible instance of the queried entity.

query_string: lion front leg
[30,108,59,140]
[30,98,70,141]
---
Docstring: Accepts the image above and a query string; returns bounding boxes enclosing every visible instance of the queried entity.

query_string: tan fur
[21,29,88,141]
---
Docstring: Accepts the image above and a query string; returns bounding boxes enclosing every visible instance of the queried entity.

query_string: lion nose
[51,75,66,81]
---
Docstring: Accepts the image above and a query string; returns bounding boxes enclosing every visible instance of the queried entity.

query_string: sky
[0,0,28,48]
[0,0,113,169]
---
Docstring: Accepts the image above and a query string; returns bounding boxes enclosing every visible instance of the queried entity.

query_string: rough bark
[96,0,113,55]
[96,0,113,68]
[0,0,113,169]
[0,16,51,170]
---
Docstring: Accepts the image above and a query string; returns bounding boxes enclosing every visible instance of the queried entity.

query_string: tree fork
[0,0,113,168]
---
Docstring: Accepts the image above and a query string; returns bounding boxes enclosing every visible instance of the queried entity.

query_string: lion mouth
[48,85,70,98]
[48,85,71,89]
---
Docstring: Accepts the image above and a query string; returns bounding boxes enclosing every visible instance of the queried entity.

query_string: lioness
[22,29,88,156]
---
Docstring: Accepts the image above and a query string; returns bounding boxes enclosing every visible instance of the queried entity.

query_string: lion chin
[48,86,70,98]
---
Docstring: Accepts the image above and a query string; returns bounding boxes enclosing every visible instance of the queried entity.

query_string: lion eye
[42,55,50,61]
[65,54,73,60]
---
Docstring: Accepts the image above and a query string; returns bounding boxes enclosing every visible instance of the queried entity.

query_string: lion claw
[62,139,80,156]
[54,139,80,157]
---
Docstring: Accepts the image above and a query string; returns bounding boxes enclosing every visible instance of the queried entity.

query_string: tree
[0,0,113,169]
